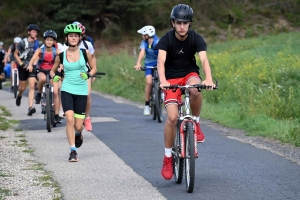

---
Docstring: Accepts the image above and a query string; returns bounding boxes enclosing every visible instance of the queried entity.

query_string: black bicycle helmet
[170,4,193,22]
[27,24,40,31]
[43,30,57,40]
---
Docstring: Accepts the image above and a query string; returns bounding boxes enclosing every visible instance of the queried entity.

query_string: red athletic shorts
[164,72,200,107]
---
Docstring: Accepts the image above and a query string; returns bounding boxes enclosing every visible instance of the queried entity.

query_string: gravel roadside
[0,112,61,200]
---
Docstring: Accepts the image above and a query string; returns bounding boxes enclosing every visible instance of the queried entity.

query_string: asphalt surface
[0,87,300,200]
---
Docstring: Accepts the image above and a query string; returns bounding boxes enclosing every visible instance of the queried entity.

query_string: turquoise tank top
[61,50,88,95]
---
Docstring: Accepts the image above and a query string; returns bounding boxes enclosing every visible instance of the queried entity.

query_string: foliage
[0,0,300,44]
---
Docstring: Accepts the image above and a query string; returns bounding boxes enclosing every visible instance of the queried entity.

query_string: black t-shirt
[155,29,207,79]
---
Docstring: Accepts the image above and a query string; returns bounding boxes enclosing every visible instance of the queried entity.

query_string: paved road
[0,88,300,200]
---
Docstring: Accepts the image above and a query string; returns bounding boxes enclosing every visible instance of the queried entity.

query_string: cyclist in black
[155,4,215,180]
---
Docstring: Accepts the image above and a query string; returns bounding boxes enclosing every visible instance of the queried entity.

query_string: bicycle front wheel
[173,120,183,184]
[45,87,51,132]
[13,72,18,99]
[185,121,195,193]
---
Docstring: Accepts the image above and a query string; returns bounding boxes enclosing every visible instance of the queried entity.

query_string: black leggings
[61,91,87,119]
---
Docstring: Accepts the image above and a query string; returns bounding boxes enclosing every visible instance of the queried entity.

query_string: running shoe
[161,156,173,180]
[16,93,22,106]
[55,114,62,123]
[27,107,36,116]
[75,132,83,148]
[68,150,78,162]
[34,93,41,104]
[84,117,92,131]
[195,122,205,143]
[143,105,150,116]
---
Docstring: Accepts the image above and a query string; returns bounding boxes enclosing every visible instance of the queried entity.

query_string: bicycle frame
[177,87,198,159]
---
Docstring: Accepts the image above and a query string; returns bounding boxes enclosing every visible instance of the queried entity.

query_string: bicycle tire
[13,73,18,99]
[50,90,56,127]
[185,121,195,193]
[45,87,51,132]
[173,120,184,184]
[155,82,162,123]
[151,86,156,120]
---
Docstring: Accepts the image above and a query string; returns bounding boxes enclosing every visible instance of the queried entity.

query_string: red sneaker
[196,122,205,143]
[84,117,92,131]
[161,156,173,180]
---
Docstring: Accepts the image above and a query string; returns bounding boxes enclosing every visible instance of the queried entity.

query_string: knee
[74,123,83,131]
[167,115,177,126]
[66,116,74,127]
[146,80,152,87]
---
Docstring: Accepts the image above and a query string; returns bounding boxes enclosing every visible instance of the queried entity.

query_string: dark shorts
[61,91,87,119]
[18,64,37,81]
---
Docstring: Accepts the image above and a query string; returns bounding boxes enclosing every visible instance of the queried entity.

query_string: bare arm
[4,48,11,63]
[14,49,22,65]
[86,50,97,76]
[198,51,214,86]
[50,55,61,78]
[157,49,170,88]
[134,48,145,70]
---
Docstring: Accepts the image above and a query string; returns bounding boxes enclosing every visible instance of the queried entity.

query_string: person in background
[134,25,159,115]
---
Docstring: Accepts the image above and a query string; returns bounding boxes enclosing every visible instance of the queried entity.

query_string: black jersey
[155,29,207,79]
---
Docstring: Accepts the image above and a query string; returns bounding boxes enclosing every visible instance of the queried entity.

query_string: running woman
[50,24,97,162]
[61,21,96,131]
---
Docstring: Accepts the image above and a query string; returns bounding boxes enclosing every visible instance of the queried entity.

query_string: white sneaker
[143,106,150,116]
[59,109,65,118]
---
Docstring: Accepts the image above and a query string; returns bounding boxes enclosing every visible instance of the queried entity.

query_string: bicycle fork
[179,120,198,158]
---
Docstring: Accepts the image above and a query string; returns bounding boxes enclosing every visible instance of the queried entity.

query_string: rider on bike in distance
[134,25,160,115]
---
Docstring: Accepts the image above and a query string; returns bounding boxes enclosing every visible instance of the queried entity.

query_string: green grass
[0,105,18,130]
[94,32,300,146]
[0,188,11,199]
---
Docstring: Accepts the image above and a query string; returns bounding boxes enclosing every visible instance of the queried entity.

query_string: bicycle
[38,68,56,132]
[140,66,163,123]
[11,62,19,98]
[165,82,218,193]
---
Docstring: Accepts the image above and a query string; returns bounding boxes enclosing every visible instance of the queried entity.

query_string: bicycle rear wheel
[151,86,156,120]
[154,82,162,123]
[185,121,195,193]
[173,120,184,183]
[13,72,18,99]
[45,87,51,132]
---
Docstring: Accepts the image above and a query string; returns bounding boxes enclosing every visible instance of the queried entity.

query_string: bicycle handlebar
[163,80,219,90]
[140,66,157,71]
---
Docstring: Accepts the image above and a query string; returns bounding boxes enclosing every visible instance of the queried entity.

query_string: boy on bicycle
[134,25,159,115]
[155,4,215,180]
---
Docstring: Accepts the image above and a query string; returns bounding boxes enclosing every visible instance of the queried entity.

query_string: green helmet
[64,24,82,35]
